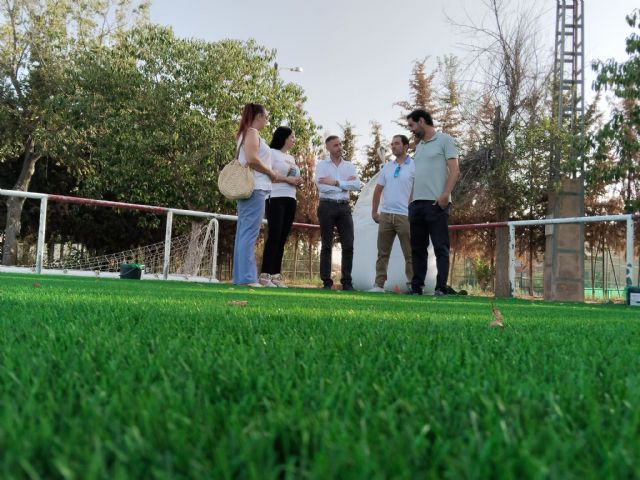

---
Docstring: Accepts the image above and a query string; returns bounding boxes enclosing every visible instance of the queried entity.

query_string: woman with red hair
[232,103,278,287]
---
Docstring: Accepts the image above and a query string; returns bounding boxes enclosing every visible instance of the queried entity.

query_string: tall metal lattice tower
[545,0,586,302]
[552,0,585,179]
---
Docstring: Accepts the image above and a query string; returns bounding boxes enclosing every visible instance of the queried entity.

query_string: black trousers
[261,196,297,275]
[317,200,354,287]
[409,200,450,292]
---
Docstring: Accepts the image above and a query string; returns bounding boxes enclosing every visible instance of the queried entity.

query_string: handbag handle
[234,134,247,161]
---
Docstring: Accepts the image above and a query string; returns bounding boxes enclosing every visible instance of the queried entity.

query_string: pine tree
[437,55,463,139]
[360,121,387,184]
[339,121,357,161]
[395,58,440,128]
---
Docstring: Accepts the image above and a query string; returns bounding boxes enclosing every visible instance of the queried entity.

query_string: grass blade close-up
[1,273,640,479]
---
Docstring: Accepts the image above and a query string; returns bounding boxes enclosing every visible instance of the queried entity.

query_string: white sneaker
[259,273,277,287]
[245,282,263,288]
[270,274,288,288]
[367,286,385,293]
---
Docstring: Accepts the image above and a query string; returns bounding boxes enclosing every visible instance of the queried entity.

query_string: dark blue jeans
[409,200,450,293]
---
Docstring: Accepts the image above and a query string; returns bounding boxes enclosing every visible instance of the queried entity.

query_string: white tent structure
[351,171,437,293]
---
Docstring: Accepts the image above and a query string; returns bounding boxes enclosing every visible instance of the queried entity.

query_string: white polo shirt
[377,155,414,216]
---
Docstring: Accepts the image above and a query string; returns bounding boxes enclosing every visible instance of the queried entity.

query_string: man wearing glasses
[368,135,415,293]
[406,109,459,296]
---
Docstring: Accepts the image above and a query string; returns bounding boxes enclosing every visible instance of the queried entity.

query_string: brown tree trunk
[490,252,495,292]
[492,105,511,297]
[47,238,55,265]
[3,139,41,266]
[494,208,510,297]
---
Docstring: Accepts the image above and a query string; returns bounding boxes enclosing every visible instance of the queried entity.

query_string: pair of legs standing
[318,200,354,289]
[261,197,296,285]
[233,189,268,285]
[374,213,413,289]
[409,200,450,295]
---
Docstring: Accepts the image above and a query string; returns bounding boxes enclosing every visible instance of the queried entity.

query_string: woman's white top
[238,128,272,191]
[270,149,299,199]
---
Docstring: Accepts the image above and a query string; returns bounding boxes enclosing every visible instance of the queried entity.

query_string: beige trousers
[375,213,413,288]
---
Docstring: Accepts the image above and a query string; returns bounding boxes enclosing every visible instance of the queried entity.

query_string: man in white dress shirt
[315,136,362,290]
[369,135,415,292]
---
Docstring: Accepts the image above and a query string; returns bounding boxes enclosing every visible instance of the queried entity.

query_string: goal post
[508,214,636,297]
[0,188,223,280]
[0,188,320,282]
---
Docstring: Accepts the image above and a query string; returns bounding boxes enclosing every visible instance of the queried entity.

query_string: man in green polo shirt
[406,109,460,296]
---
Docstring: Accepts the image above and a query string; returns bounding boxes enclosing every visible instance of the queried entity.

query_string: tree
[62,27,318,212]
[339,121,357,161]
[395,58,439,128]
[437,55,464,138]
[0,0,149,265]
[592,9,640,213]
[511,107,556,295]
[360,121,386,184]
[55,25,319,257]
[450,0,552,296]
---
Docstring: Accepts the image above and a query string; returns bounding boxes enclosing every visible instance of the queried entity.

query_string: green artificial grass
[0,273,639,479]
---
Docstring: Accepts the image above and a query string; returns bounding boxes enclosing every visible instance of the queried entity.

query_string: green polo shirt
[412,131,458,201]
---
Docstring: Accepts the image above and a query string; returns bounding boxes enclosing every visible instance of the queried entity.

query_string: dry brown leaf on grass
[33,282,41,288]
[228,300,248,307]
[490,304,504,328]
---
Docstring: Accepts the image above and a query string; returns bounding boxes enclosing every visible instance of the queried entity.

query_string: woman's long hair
[269,126,293,150]
[236,103,266,139]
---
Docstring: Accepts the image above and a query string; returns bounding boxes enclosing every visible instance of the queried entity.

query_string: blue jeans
[233,189,268,284]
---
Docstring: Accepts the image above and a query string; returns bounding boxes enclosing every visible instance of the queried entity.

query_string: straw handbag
[218,136,254,200]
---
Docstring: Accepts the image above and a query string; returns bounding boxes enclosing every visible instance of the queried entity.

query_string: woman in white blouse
[232,103,278,287]
[259,126,302,287]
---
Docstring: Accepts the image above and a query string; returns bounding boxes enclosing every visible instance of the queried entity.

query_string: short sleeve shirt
[376,156,414,216]
[412,132,458,202]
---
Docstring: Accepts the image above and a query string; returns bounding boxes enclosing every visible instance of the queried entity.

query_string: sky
[149,0,637,160]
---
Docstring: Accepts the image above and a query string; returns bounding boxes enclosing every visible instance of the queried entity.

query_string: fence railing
[0,188,320,281]
[1,188,638,297]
